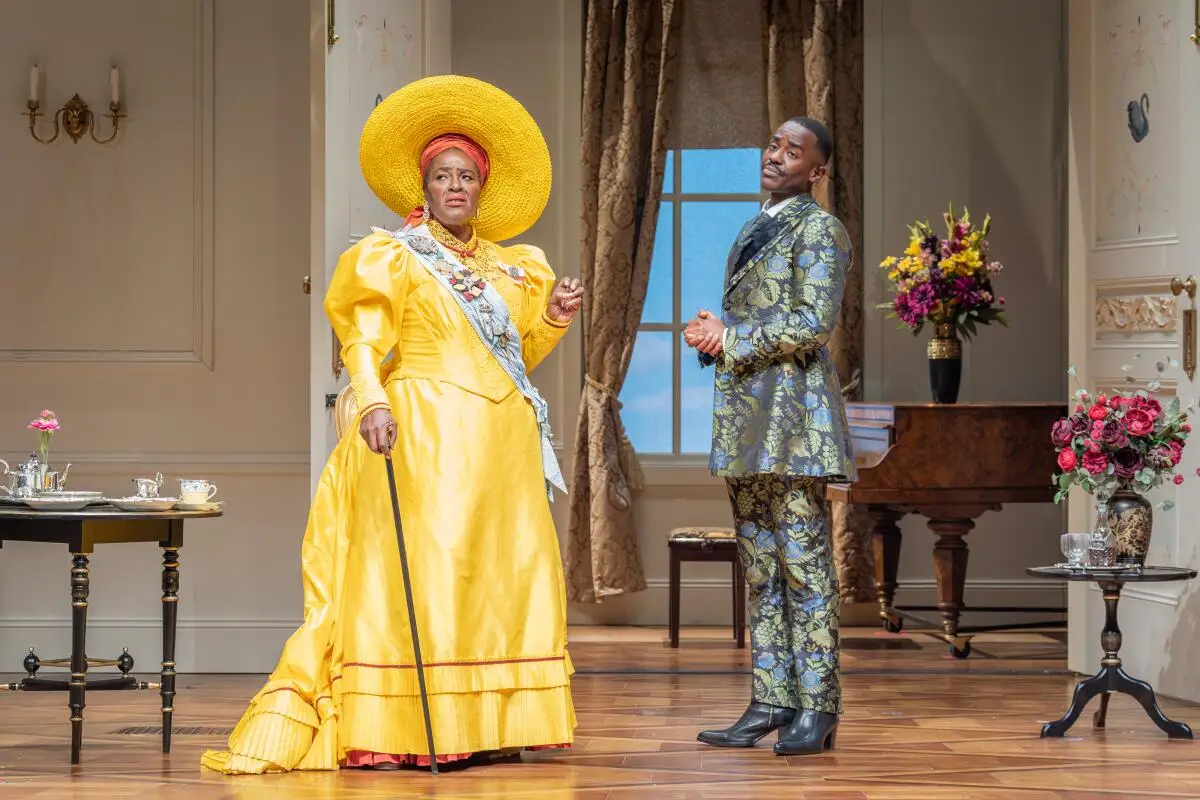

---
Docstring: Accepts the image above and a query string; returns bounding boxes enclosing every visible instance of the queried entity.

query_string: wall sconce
[23,63,126,145]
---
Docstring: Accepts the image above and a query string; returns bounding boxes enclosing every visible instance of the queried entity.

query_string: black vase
[1109,491,1154,566]
[927,323,962,404]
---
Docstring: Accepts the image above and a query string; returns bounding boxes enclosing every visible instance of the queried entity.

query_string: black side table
[1027,565,1196,739]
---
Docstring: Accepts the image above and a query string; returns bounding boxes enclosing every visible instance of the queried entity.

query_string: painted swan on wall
[1127,93,1150,143]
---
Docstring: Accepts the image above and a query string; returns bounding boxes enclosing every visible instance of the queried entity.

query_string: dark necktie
[731,211,782,275]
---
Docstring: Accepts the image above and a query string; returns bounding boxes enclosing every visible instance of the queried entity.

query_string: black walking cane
[384,453,439,774]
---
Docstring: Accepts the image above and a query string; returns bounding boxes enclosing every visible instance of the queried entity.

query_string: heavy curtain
[565,0,681,602]
[764,0,874,605]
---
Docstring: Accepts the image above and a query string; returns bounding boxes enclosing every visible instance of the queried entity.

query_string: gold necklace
[427,218,478,258]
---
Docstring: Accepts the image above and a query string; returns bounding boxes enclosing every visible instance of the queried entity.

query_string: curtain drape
[564,0,682,603]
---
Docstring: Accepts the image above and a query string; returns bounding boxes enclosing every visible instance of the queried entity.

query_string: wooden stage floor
[2,626,1199,799]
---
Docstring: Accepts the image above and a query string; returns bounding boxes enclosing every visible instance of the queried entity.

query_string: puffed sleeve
[323,232,410,417]
[504,244,572,373]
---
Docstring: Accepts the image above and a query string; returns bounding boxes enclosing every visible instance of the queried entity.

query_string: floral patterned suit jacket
[700,194,857,481]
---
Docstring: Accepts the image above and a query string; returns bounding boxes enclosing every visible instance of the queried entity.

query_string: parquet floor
[2,626,1199,799]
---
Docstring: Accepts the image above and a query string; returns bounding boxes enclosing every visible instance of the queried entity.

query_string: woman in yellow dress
[202,75,582,773]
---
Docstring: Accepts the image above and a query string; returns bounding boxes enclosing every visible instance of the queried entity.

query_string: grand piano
[827,402,1068,657]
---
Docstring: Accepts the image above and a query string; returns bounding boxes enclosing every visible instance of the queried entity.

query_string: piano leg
[928,516,975,657]
[867,506,905,633]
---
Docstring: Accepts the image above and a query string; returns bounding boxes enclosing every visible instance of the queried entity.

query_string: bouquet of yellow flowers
[878,205,1007,339]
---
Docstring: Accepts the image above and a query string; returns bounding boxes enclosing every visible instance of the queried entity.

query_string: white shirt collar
[762,196,798,218]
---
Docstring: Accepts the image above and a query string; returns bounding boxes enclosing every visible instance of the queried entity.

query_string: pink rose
[1169,440,1183,466]
[1133,395,1162,419]
[1085,438,1102,453]
[1123,408,1155,436]
[1184,423,1193,433]
[1082,451,1109,475]
[1088,404,1110,421]
[1056,448,1078,471]
[1174,474,1184,485]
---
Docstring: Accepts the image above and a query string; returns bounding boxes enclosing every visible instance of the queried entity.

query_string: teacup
[179,479,218,505]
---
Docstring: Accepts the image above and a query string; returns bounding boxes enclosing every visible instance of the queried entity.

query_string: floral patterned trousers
[726,475,841,715]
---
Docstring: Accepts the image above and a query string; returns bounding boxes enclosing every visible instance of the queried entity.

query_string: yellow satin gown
[202,221,575,773]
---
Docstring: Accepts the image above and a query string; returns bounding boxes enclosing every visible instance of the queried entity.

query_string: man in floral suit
[685,116,856,757]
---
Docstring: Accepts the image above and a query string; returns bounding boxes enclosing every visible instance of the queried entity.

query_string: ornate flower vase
[926,322,962,404]
[1109,490,1153,566]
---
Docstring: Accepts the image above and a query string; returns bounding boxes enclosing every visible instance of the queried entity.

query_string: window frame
[630,146,766,468]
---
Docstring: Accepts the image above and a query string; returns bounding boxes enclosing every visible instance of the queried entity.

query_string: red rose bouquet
[1051,368,1190,506]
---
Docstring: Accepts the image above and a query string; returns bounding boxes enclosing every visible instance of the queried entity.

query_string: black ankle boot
[773,709,838,755]
[697,702,796,748]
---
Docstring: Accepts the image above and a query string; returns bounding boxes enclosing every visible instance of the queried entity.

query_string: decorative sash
[374,224,567,501]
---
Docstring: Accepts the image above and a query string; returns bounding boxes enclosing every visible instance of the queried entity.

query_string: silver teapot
[132,472,164,498]
[0,455,42,499]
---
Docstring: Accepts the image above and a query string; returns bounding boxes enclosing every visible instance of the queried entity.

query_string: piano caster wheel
[884,618,903,634]
[949,641,972,659]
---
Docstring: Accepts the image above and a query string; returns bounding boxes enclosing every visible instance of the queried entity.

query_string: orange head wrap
[404,134,491,228]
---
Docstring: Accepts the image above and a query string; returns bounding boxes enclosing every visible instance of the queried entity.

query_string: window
[620,147,765,457]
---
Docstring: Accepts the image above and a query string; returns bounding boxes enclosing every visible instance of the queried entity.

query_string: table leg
[1042,582,1193,739]
[867,506,903,632]
[161,547,180,754]
[1093,692,1110,728]
[668,547,681,648]
[69,553,90,765]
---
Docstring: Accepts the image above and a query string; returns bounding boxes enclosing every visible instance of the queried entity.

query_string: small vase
[1087,488,1118,567]
[927,322,962,404]
[1109,490,1153,566]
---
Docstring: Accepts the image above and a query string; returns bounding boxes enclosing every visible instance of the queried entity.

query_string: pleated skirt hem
[200,685,576,775]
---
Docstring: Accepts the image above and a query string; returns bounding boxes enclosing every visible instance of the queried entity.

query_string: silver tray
[1051,562,1141,573]
[23,495,95,512]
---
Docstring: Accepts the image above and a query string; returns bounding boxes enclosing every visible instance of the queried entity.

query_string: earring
[422,200,430,220]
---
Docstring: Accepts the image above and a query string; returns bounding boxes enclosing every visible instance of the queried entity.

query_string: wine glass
[1060,533,1090,568]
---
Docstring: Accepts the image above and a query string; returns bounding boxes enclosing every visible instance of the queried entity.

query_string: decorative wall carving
[1094,294,1178,333]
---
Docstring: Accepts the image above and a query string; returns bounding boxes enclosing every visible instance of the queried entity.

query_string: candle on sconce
[29,64,39,105]
[110,64,120,106]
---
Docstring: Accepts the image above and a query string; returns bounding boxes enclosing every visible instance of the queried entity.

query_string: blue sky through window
[621,147,764,456]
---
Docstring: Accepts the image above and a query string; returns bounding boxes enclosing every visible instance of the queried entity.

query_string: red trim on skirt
[345,744,570,769]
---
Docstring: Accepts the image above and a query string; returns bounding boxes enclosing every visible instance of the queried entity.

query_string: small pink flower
[1174,474,1184,485]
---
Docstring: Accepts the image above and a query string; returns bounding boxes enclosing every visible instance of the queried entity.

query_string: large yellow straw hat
[359,75,551,243]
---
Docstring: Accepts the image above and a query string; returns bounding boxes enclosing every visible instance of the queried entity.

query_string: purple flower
[1148,445,1174,469]
[1096,418,1127,447]
[1050,419,1074,447]
[1112,448,1145,479]
[1068,413,1090,436]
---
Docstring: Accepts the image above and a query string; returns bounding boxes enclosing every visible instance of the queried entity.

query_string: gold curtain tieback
[584,375,621,404]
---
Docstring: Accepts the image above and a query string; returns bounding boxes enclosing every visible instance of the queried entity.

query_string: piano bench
[667,527,746,649]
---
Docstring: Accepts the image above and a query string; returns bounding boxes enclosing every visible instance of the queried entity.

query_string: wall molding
[0,0,217,367]
[45,450,308,476]
[1089,582,1182,608]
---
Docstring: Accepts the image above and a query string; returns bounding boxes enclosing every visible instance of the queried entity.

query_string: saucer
[176,501,223,512]
[107,497,180,512]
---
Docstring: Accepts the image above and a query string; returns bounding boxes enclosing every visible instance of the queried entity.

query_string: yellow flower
[880,256,898,269]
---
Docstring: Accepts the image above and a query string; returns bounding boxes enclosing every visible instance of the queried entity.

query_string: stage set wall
[0,0,1067,672]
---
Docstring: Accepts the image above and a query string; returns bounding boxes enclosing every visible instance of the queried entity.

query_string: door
[309,0,451,493]
[1067,0,1200,700]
